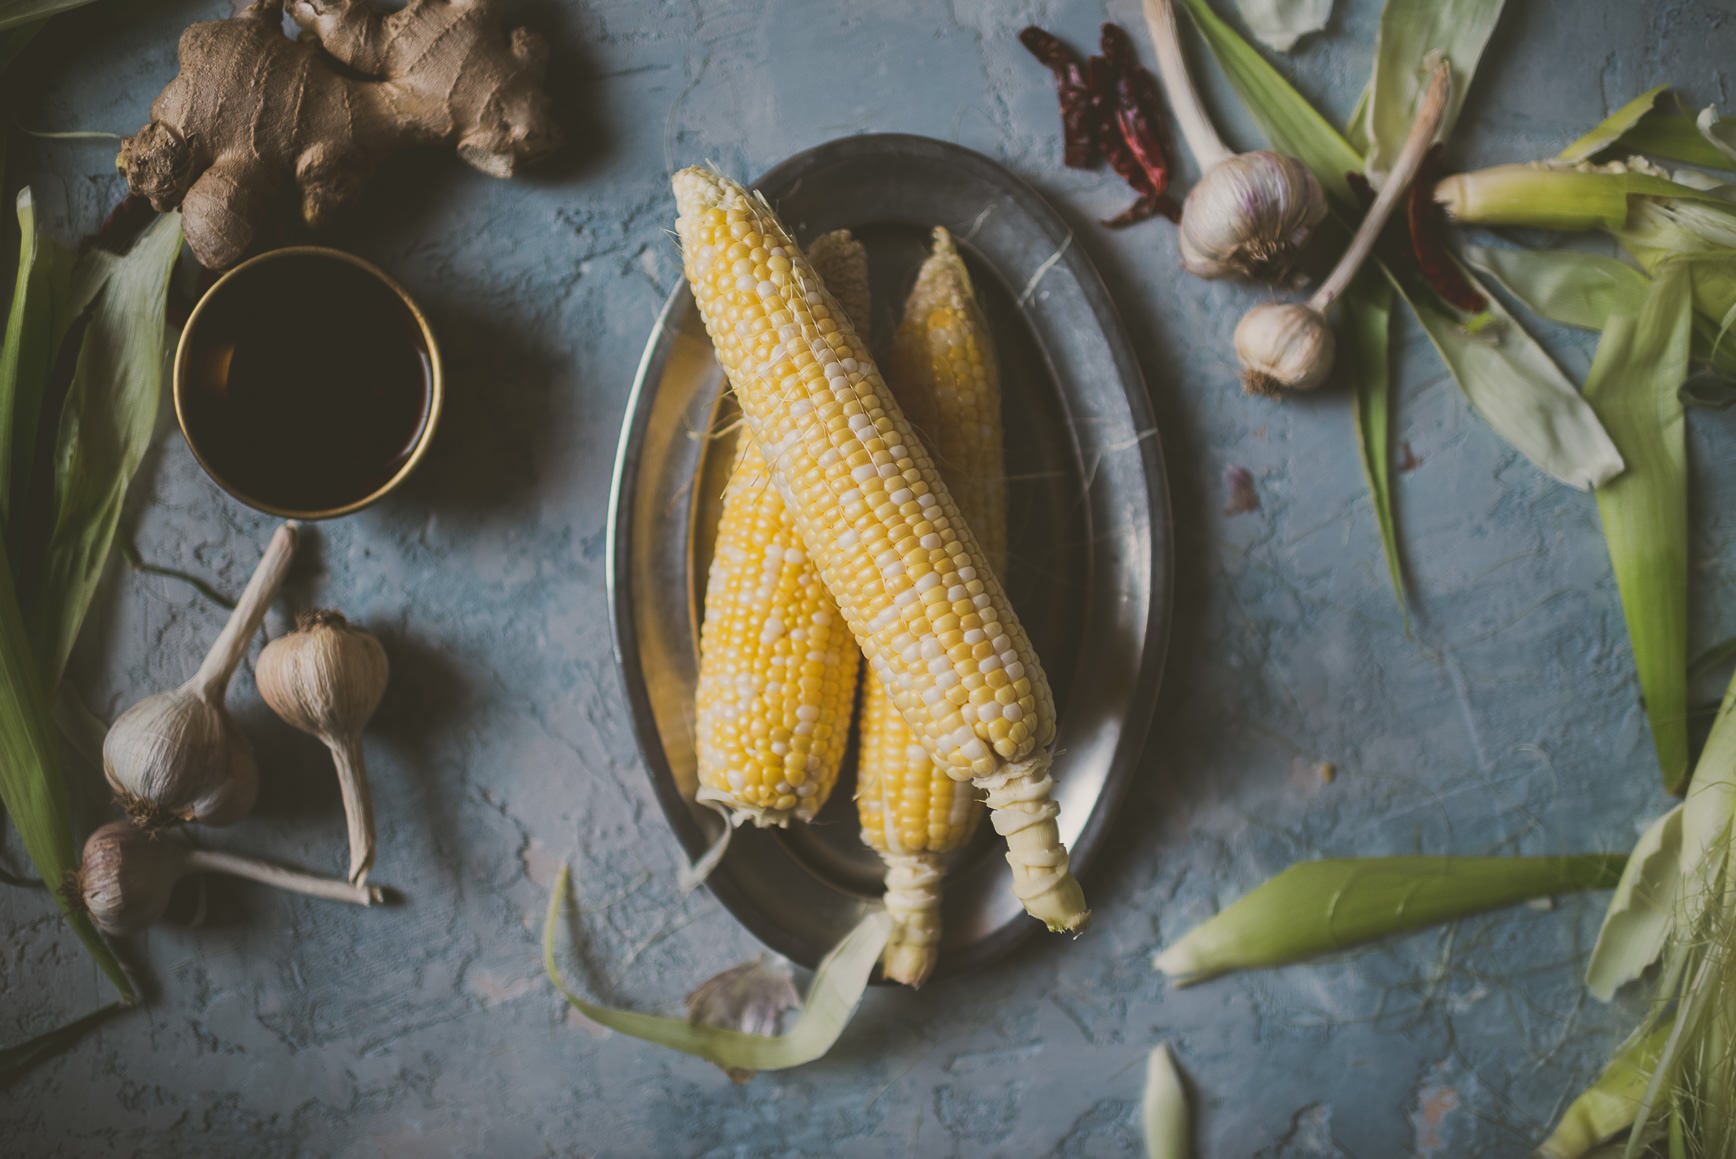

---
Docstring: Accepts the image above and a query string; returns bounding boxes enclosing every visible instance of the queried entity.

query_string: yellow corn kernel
[674,169,1086,932]
[691,231,871,826]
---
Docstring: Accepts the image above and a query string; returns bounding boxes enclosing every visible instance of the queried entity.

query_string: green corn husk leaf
[1583,263,1693,792]
[1436,165,1734,232]
[1153,854,1625,985]
[1540,1023,1674,1159]
[0,190,86,534]
[1695,106,1736,166]
[0,1002,126,1087]
[1467,245,1736,378]
[1556,86,1734,172]
[1586,805,1684,1001]
[1670,676,1736,934]
[1362,0,1505,181]
[0,0,106,33]
[0,533,131,1000]
[25,209,181,687]
[1613,201,1736,335]
[1466,245,1651,331]
[1559,86,1677,165]
[1142,1042,1190,1159]
[543,865,889,1077]
[1231,0,1332,53]
[1175,0,1624,492]
[1390,258,1625,489]
[1344,275,1405,620]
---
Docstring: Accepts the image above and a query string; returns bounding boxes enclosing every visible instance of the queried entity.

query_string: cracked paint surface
[2,0,1732,1155]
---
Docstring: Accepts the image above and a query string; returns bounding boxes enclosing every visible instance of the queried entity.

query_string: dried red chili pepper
[1087,54,1152,196]
[1102,193,1181,229]
[1019,27,1096,170]
[1407,145,1486,313]
[1099,23,1171,197]
[1346,157,1487,312]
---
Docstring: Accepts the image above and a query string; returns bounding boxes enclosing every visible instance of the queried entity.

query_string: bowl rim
[172,244,444,521]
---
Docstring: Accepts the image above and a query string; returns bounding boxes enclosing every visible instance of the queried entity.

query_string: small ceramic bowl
[174,246,443,520]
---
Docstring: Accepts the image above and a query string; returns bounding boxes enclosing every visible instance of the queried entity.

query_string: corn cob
[858,228,1001,984]
[673,168,1087,932]
[692,232,871,827]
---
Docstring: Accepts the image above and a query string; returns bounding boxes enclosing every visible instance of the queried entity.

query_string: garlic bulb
[1178,151,1327,281]
[1142,0,1328,282]
[78,819,186,935]
[78,819,382,936]
[103,523,297,828]
[1232,60,1452,397]
[256,610,389,885]
[1233,302,1335,396]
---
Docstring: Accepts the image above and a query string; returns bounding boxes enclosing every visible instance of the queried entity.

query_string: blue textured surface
[3,0,1733,1154]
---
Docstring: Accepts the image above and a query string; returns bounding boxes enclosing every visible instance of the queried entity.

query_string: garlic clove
[1233,302,1335,397]
[1178,151,1327,282]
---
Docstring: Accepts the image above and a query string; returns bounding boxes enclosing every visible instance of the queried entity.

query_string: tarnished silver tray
[607,133,1171,976]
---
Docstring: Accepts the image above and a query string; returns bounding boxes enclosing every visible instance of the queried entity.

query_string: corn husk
[1541,1024,1673,1159]
[1142,1043,1190,1159]
[1344,275,1405,619]
[1154,855,1624,985]
[1551,673,1736,1155]
[543,865,888,1078]
[1361,0,1505,182]
[1231,0,1331,53]
[1582,264,1694,792]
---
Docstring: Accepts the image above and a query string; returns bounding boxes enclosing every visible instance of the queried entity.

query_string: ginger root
[120,0,561,269]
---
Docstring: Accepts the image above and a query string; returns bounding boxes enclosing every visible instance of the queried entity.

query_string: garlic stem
[330,739,376,886]
[1142,0,1234,171]
[192,521,299,701]
[1308,59,1452,311]
[183,847,383,906]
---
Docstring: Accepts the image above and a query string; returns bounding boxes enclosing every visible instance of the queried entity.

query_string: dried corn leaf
[543,865,888,1077]
[1154,855,1625,985]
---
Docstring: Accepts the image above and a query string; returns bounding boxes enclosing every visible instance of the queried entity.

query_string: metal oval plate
[608,134,1171,977]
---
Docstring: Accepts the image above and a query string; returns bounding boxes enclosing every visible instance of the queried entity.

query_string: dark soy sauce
[181,253,432,514]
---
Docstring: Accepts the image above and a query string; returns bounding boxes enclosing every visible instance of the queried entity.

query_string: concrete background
[3,0,1734,1154]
